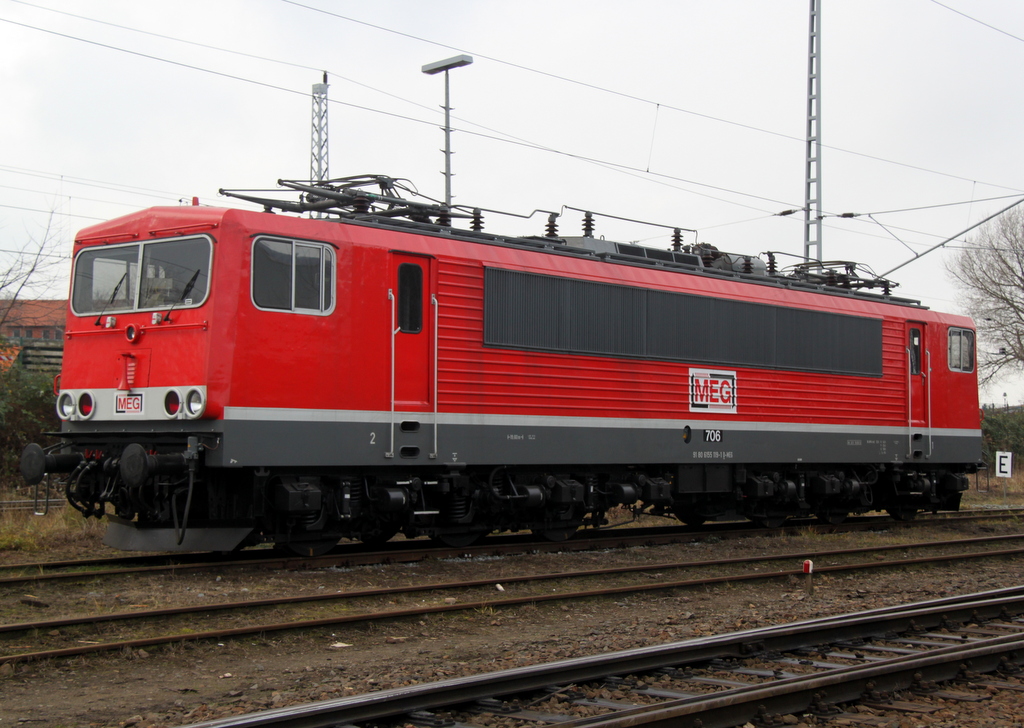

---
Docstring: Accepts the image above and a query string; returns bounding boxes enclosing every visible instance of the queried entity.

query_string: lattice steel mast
[311,73,329,184]
[804,0,822,263]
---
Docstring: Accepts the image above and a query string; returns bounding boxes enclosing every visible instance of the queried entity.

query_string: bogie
[65,455,974,550]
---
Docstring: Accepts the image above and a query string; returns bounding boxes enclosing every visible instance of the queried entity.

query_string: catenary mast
[311,75,329,180]
[804,0,822,263]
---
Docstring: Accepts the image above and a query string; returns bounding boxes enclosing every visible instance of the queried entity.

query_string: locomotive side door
[905,321,930,457]
[389,252,435,410]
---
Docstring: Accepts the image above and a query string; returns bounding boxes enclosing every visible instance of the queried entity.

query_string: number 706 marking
[703,429,722,443]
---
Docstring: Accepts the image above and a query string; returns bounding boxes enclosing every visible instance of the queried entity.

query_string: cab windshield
[72,236,212,316]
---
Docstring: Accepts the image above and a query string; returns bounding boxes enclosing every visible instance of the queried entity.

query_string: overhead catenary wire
[881,196,1024,277]
[282,0,1024,195]
[0,202,105,221]
[6,3,1023,209]
[0,247,72,259]
[929,0,1024,46]
[6,0,457,127]
[0,164,199,204]
[0,182,177,211]
[0,14,808,218]
[1,1,1021,270]
[824,193,1024,218]
[19,0,1024,208]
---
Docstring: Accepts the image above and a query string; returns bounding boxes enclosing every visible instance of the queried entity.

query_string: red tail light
[164,390,181,417]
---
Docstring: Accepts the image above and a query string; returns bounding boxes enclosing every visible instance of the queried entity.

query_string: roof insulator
[545,213,559,238]
[671,228,682,251]
[582,211,595,238]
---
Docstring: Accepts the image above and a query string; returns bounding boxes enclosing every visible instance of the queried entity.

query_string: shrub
[0,360,59,495]
[981,407,1024,463]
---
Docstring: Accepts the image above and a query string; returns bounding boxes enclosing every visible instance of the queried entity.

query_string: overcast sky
[2,0,1023,403]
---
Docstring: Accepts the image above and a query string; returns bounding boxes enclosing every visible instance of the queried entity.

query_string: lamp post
[422,54,473,208]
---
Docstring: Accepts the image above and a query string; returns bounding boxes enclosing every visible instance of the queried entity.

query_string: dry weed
[0,506,105,555]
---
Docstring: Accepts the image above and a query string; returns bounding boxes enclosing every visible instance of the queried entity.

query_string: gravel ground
[2,518,1024,728]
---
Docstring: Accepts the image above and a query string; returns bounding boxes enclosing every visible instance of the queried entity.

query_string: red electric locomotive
[21,176,981,553]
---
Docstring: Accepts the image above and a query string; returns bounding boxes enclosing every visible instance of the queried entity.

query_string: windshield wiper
[93,272,129,326]
[162,269,202,323]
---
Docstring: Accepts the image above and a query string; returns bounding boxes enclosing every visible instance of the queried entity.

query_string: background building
[0,299,66,342]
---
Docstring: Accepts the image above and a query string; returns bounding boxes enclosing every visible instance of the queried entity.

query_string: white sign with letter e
[996,451,1013,478]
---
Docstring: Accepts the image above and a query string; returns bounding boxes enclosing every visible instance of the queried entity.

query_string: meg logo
[115,393,143,414]
[689,369,737,414]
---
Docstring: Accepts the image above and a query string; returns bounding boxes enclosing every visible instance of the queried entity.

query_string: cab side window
[948,328,975,372]
[252,237,335,314]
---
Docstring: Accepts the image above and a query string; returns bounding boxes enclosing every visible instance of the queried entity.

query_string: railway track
[178,586,1024,728]
[4,530,1024,666]
[0,497,65,513]
[2,507,1021,585]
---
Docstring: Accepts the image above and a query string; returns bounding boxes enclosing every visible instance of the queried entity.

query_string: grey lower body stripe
[222,406,979,439]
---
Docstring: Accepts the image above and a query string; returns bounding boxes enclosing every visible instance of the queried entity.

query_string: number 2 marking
[370,432,376,445]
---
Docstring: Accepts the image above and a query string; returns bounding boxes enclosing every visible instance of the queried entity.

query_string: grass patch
[962,469,1024,508]
[0,506,106,555]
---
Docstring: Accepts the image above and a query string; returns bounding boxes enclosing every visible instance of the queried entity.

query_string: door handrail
[926,349,933,457]
[386,288,396,459]
[906,345,913,459]
[431,293,438,460]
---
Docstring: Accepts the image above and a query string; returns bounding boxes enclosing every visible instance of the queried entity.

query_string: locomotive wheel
[432,531,485,547]
[275,539,337,557]
[532,525,579,542]
[672,506,707,527]
[887,507,919,522]
[816,510,848,525]
[749,514,788,528]
[358,521,401,548]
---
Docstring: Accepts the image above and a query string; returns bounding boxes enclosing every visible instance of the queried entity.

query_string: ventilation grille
[483,268,883,376]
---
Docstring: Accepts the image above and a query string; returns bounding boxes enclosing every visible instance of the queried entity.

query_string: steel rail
[5,527,1024,589]
[5,533,1024,637]
[549,634,1024,728]
[1,508,1021,585]
[178,588,1024,728]
[0,498,65,511]
[4,540,1024,665]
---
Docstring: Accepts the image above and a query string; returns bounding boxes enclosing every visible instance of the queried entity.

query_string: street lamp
[422,54,473,208]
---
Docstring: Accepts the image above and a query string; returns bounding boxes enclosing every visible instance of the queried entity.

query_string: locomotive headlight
[163,389,182,418]
[56,392,76,420]
[183,388,206,419]
[77,392,95,420]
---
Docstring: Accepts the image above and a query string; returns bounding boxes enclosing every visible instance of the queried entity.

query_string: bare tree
[0,212,66,333]
[948,206,1024,384]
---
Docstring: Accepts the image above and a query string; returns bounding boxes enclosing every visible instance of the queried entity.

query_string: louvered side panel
[436,260,912,426]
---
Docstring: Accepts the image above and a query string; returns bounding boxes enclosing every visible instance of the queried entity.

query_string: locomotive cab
[21,210,233,549]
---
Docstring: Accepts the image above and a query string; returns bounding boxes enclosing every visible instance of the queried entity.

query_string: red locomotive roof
[74,202,975,335]
[75,205,231,245]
